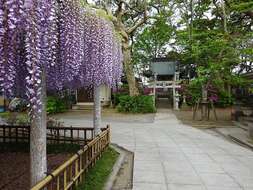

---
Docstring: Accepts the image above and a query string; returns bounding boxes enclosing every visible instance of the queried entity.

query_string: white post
[153,73,157,107]
[94,85,101,136]
[175,90,179,110]
[173,72,180,110]
[173,73,176,109]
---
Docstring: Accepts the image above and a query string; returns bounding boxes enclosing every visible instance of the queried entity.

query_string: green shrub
[182,80,234,108]
[216,91,234,107]
[112,93,128,106]
[47,96,67,114]
[117,95,156,113]
[0,112,30,125]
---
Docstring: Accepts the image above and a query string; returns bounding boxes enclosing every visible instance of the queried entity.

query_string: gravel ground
[0,152,72,190]
[173,107,235,128]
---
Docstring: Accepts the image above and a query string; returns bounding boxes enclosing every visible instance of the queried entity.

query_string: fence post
[15,127,18,143]
[3,125,6,143]
[70,126,73,144]
[107,124,111,145]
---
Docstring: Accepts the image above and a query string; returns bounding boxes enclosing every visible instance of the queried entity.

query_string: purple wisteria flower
[0,0,123,120]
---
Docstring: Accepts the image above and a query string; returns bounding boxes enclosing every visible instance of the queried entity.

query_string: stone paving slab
[57,109,253,190]
[110,110,253,190]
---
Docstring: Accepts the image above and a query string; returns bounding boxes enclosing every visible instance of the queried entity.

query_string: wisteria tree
[0,0,122,186]
[80,10,122,135]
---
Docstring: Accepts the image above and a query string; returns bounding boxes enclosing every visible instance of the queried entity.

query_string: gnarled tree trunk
[30,70,47,187]
[123,42,139,96]
[112,1,147,97]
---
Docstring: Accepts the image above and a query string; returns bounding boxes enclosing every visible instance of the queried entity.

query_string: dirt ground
[173,107,235,128]
[0,153,71,190]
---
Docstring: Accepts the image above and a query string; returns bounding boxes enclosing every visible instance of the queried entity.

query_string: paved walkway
[58,110,253,190]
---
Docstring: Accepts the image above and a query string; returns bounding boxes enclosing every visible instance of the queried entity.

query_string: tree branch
[126,2,148,34]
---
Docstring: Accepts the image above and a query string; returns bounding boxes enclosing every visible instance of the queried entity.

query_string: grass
[76,147,119,190]
[0,112,10,118]
[0,111,29,125]
[0,142,80,154]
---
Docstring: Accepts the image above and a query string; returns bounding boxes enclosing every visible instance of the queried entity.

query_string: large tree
[90,0,171,96]
[132,10,174,75]
[174,0,252,104]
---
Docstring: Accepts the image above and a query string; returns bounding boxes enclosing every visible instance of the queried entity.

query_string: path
[57,109,253,190]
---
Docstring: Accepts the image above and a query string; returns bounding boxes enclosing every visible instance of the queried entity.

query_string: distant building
[73,85,111,110]
[148,58,181,109]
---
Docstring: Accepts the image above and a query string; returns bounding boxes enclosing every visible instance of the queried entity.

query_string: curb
[103,144,133,190]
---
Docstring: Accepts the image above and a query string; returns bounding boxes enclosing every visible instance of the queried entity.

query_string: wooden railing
[0,125,97,145]
[31,126,110,190]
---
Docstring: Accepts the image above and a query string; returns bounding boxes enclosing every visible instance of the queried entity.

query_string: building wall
[0,96,4,105]
[0,96,5,112]
[100,85,111,105]
[76,85,111,105]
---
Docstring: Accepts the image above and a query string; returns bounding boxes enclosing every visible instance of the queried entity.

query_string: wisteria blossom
[81,12,119,88]
[0,0,123,116]
[0,0,123,185]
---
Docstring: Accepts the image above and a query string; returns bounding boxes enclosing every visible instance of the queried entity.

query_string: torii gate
[149,58,181,110]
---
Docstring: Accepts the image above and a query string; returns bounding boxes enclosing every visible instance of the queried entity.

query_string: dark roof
[242,72,253,79]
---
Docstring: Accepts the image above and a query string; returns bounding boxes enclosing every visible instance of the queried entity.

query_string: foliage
[174,0,253,100]
[180,81,202,106]
[117,95,156,113]
[47,96,67,114]
[133,12,174,66]
[76,147,119,190]
[112,93,128,107]
[217,91,235,107]
[181,79,235,107]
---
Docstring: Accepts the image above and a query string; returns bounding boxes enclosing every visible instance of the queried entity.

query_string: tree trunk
[93,85,101,136]
[30,70,47,187]
[221,1,227,34]
[123,42,140,96]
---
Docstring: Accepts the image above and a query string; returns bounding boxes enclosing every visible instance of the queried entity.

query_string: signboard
[151,61,176,75]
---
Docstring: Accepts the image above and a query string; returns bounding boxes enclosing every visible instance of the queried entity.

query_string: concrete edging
[103,144,130,190]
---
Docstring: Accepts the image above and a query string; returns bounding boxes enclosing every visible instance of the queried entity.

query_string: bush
[181,80,234,107]
[112,93,128,106]
[0,112,30,125]
[117,95,156,113]
[216,91,234,107]
[47,96,67,114]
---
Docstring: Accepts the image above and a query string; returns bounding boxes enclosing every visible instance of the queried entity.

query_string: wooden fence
[0,125,96,145]
[31,126,110,190]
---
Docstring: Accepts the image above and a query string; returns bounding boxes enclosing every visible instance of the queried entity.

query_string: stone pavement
[57,109,253,190]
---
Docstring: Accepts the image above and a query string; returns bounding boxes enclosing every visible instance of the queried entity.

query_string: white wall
[100,85,111,103]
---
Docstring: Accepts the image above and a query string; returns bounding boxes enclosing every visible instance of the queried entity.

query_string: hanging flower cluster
[0,0,24,97]
[81,11,122,88]
[0,0,123,116]
[24,0,59,113]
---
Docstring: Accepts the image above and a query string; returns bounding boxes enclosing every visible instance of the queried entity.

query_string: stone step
[72,103,94,110]
[242,116,253,122]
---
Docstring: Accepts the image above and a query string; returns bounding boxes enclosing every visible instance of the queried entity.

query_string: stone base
[180,103,190,111]
[249,125,253,138]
